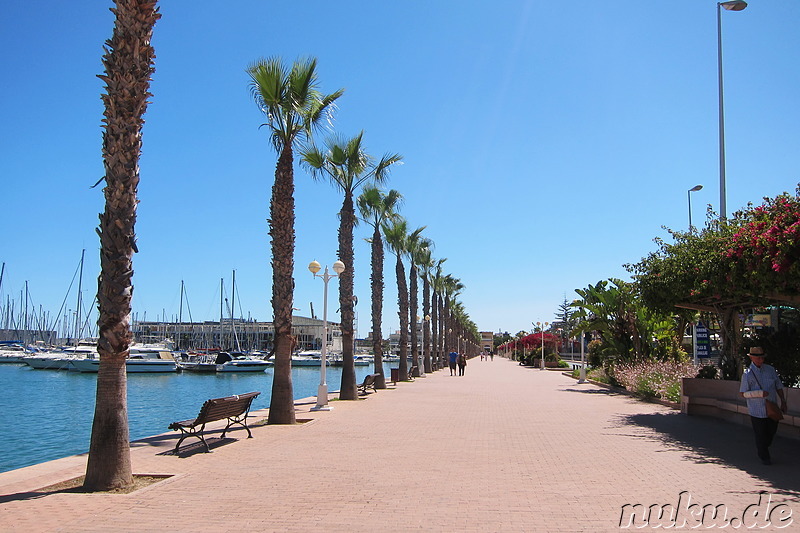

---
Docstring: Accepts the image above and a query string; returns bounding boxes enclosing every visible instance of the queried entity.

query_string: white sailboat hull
[69,357,177,373]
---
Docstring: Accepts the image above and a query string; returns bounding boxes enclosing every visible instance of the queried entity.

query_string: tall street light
[717,0,747,220]
[308,259,345,411]
[688,184,703,231]
[573,300,587,384]
[537,321,549,370]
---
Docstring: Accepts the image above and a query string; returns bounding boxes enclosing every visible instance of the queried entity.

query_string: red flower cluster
[726,194,800,275]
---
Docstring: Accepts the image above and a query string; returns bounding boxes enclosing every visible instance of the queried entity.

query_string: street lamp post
[536,321,549,370]
[579,331,586,383]
[717,0,747,220]
[572,299,587,383]
[688,184,703,231]
[308,259,345,411]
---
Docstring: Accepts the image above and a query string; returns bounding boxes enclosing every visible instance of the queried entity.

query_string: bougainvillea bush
[615,360,700,403]
[725,190,800,297]
[631,186,800,310]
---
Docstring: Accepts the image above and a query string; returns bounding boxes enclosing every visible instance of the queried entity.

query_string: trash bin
[390,367,400,383]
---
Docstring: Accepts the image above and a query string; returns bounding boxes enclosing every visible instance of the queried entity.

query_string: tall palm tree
[84,0,160,492]
[406,232,429,375]
[301,132,401,400]
[431,259,446,368]
[383,217,411,381]
[248,57,343,423]
[443,274,465,354]
[416,246,435,373]
[357,186,402,389]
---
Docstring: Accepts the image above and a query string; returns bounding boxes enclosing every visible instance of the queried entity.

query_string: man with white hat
[739,346,787,465]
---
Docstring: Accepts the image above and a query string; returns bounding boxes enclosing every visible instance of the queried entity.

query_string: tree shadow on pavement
[614,411,800,500]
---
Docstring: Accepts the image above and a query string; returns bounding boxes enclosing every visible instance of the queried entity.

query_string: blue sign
[695,321,710,358]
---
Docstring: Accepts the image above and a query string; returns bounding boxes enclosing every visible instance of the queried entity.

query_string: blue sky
[1,1,798,340]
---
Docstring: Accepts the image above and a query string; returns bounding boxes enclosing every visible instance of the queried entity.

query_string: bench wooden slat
[358,373,380,395]
[168,391,260,452]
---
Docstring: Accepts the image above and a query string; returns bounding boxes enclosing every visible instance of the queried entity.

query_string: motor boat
[0,343,29,363]
[25,354,76,370]
[214,352,272,373]
[68,351,178,373]
[290,351,327,367]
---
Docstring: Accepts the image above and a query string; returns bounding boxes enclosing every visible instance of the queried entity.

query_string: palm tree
[383,218,411,381]
[84,0,160,492]
[442,274,465,354]
[301,132,401,400]
[248,57,343,423]
[406,232,430,375]
[430,259,446,368]
[416,246,435,373]
[357,186,402,389]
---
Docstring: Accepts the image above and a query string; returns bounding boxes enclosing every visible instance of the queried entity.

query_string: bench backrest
[362,374,376,386]
[196,391,260,424]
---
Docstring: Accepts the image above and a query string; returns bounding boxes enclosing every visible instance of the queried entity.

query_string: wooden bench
[168,391,260,453]
[358,373,380,395]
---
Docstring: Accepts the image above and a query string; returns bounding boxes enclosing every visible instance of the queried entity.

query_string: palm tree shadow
[614,411,800,500]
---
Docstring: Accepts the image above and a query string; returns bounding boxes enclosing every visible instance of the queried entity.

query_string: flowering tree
[725,189,800,297]
[629,186,800,379]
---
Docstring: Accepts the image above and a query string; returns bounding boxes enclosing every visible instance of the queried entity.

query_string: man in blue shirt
[448,351,458,376]
[739,346,788,465]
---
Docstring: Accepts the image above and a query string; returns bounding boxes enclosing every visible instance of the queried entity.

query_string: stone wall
[681,378,800,440]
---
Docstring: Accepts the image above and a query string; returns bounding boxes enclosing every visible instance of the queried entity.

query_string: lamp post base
[311,384,332,411]
[578,366,587,384]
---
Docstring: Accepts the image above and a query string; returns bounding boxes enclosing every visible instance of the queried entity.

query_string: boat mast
[178,280,184,350]
[231,270,241,352]
[24,281,29,350]
[219,277,224,350]
[0,263,4,333]
[74,249,85,343]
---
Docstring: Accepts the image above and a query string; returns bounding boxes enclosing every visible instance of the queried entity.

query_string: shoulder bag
[751,371,783,422]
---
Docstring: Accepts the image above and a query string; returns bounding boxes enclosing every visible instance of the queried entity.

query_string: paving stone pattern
[1,358,798,532]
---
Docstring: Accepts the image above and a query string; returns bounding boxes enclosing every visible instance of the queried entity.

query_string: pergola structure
[674,293,800,379]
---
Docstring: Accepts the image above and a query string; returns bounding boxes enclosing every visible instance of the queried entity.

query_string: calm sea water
[0,362,393,474]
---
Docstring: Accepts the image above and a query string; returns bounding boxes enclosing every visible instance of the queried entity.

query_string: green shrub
[586,367,610,384]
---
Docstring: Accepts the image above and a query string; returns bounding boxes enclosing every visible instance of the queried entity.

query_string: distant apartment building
[480,331,494,353]
[0,328,59,345]
[132,315,343,353]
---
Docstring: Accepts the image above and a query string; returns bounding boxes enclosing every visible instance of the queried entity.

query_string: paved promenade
[1,358,799,532]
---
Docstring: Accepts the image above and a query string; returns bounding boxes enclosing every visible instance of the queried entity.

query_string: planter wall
[681,378,800,440]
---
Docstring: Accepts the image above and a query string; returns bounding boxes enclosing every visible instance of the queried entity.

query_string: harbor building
[132,315,343,353]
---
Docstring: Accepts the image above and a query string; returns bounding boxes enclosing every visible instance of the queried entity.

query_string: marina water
[0,362,394,474]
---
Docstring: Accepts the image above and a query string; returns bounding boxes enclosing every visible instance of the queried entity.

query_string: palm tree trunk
[370,226,386,388]
[409,263,419,375]
[338,194,357,400]
[423,277,432,373]
[430,289,438,369]
[434,292,445,369]
[396,255,409,381]
[84,0,160,492]
[268,142,296,424]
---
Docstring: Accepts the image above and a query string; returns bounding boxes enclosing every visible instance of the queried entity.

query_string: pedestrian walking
[457,352,467,376]
[739,346,788,465]
[448,351,458,376]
